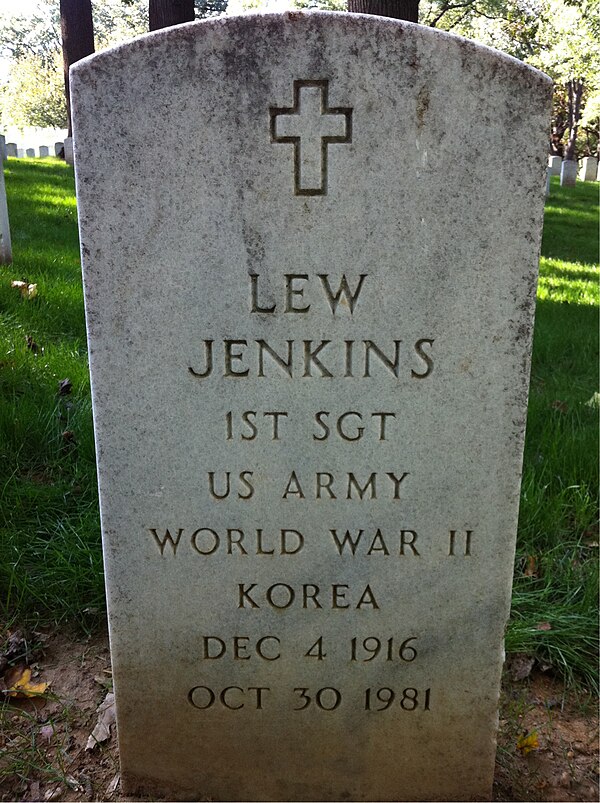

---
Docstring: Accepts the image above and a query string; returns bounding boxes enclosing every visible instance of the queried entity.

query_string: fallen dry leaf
[524,555,539,578]
[106,774,120,797]
[86,691,115,750]
[11,280,38,299]
[26,335,38,353]
[551,399,568,413]
[3,664,48,697]
[517,730,540,755]
[507,652,535,682]
[58,378,72,395]
[536,621,552,631]
[61,430,77,451]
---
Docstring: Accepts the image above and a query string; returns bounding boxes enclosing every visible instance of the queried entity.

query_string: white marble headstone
[548,154,561,175]
[39,145,50,157]
[54,142,64,156]
[6,143,18,158]
[579,156,598,181]
[64,137,74,165]
[561,159,577,186]
[16,149,25,159]
[71,12,551,802]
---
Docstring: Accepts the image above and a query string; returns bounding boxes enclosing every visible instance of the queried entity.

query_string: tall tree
[347,0,419,21]
[149,0,195,29]
[60,0,95,137]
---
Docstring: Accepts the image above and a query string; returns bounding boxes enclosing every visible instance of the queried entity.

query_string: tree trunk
[149,0,195,31]
[60,0,95,138]
[564,78,584,163]
[347,0,419,22]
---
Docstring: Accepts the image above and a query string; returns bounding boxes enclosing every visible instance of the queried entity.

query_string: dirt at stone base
[0,627,598,803]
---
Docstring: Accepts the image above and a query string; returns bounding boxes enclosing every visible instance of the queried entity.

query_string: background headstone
[579,156,598,181]
[6,143,18,158]
[55,141,64,156]
[72,12,551,802]
[0,135,6,162]
[64,137,74,165]
[16,149,25,158]
[25,148,35,158]
[548,154,561,175]
[39,145,50,157]
[0,157,12,263]
[560,159,577,186]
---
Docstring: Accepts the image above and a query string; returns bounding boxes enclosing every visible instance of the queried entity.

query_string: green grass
[0,158,103,633]
[506,177,599,691]
[0,162,598,689]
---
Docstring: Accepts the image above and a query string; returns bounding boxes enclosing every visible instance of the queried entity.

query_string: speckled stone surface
[71,12,551,802]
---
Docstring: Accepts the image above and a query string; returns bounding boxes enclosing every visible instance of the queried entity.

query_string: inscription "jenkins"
[189,338,434,379]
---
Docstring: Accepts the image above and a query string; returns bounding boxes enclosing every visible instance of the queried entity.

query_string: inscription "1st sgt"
[224,410,396,442]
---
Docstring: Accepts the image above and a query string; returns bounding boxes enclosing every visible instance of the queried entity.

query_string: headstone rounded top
[71,10,550,90]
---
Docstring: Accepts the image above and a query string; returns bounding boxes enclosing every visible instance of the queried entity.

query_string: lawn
[0,160,598,690]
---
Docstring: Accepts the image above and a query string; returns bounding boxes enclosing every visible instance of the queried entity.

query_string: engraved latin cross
[270,79,352,196]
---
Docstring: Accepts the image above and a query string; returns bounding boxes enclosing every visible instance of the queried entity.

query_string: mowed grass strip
[0,158,102,631]
[0,162,598,688]
[507,177,599,691]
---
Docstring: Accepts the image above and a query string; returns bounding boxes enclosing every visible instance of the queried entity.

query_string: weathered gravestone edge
[72,11,551,802]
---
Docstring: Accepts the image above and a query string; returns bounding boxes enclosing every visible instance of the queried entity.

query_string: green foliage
[0,0,149,130]
[0,2,60,68]
[421,0,600,158]
[292,0,346,8]
[195,0,229,15]
[2,51,67,130]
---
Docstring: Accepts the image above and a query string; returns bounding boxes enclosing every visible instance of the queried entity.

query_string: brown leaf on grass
[517,730,540,755]
[25,335,38,353]
[2,664,48,697]
[0,630,45,675]
[536,622,552,631]
[507,652,535,681]
[85,692,115,750]
[58,378,72,395]
[11,280,38,299]
[61,430,77,451]
[551,400,568,413]
[524,555,539,577]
